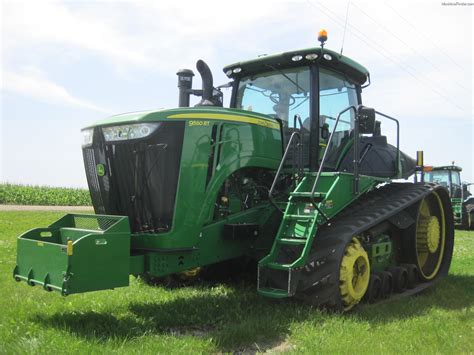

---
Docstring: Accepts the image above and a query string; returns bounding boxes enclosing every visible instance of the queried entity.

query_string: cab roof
[223,47,369,85]
[432,165,462,172]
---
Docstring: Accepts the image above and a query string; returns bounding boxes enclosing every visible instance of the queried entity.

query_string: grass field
[0,184,91,206]
[1,211,473,353]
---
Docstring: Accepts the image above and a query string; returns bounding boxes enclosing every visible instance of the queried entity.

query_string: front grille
[83,122,185,233]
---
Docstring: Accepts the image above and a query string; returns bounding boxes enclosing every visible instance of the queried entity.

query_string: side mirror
[357,106,376,134]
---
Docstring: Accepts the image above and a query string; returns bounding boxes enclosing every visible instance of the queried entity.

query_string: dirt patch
[236,338,294,354]
[264,340,294,353]
[166,325,215,338]
[0,205,93,212]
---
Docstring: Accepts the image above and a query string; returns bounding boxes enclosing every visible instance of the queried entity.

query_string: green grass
[0,211,473,353]
[0,184,91,206]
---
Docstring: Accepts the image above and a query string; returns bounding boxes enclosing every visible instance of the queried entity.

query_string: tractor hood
[81,107,281,234]
[82,107,280,130]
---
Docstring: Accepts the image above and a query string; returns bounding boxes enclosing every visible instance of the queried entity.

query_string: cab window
[236,67,310,130]
[319,69,358,168]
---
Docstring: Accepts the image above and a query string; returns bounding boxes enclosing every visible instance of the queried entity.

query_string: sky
[1,0,473,188]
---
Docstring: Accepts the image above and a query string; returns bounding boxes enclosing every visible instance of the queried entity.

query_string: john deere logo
[96,164,106,177]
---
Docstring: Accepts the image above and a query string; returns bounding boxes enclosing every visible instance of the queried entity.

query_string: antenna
[340,1,351,55]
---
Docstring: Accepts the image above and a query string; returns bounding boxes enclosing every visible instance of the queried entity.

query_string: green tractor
[13,33,455,311]
[422,165,473,229]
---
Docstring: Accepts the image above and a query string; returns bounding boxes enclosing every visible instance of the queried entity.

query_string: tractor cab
[222,46,415,179]
[424,165,463,199]
[423,165,473,227]
[223,47,363,171]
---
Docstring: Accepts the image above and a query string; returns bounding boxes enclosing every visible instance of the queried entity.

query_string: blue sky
[1,0,472,187]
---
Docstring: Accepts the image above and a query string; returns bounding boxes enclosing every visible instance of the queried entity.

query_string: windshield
[236,66,310,128]
[425,171,450,187]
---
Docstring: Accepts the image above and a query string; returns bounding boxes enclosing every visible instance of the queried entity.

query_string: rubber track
[296,182,447,309]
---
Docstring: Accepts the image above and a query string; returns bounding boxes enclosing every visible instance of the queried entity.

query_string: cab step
[266,262,292,270]
[278,238,307,245]
[257,287,290,298]
[290,191,326,201]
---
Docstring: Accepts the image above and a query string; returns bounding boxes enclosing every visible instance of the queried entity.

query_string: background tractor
[422,165,473,229]
[14,32,455,311]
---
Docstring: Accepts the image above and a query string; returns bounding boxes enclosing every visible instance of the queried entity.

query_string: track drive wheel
[339,238,370,311]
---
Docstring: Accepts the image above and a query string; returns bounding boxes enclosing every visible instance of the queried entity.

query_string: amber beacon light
[318,29,328,46]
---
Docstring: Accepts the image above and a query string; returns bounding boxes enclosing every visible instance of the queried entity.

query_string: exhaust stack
[196,59,214,106]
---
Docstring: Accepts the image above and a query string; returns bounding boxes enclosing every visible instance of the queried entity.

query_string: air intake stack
[176,69,194,107]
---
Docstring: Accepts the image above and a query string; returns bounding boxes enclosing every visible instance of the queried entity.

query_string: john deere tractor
[422,165,473,229]
[14,33,455,311]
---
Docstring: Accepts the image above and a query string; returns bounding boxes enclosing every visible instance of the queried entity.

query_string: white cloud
[3,2,153,68]
[1,67,111,113]
[2,1,289,74]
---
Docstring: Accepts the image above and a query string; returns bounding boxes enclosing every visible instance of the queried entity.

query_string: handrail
[268,131,303,213]
[310,105,358,221]
[293,114,304,177]
[374,110,400,177]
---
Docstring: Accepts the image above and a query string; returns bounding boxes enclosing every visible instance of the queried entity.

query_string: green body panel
[452,197,463,224]
[145,206,278,277]
[127,109,282,255]
[84,107,280,130]
[365,235,393,273]
[14,214,130,295]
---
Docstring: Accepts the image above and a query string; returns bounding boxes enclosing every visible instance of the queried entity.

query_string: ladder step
[285,214,314,221]
[257,287,290,298]
[266,262,292,270]
[278,238,307,245]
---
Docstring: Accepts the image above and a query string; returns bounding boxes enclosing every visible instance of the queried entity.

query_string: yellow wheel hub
[416,215,440,253]
[179,267,201,280]
[339,238,370,310]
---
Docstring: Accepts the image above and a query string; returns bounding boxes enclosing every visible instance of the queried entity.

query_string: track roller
[379,271,393,299]
[364,274,382,304]
[389,266,408,293]
[401,263,418,289]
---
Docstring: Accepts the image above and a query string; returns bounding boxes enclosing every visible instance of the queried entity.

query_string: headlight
[82,128,93,147]
[102,123,160,142]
